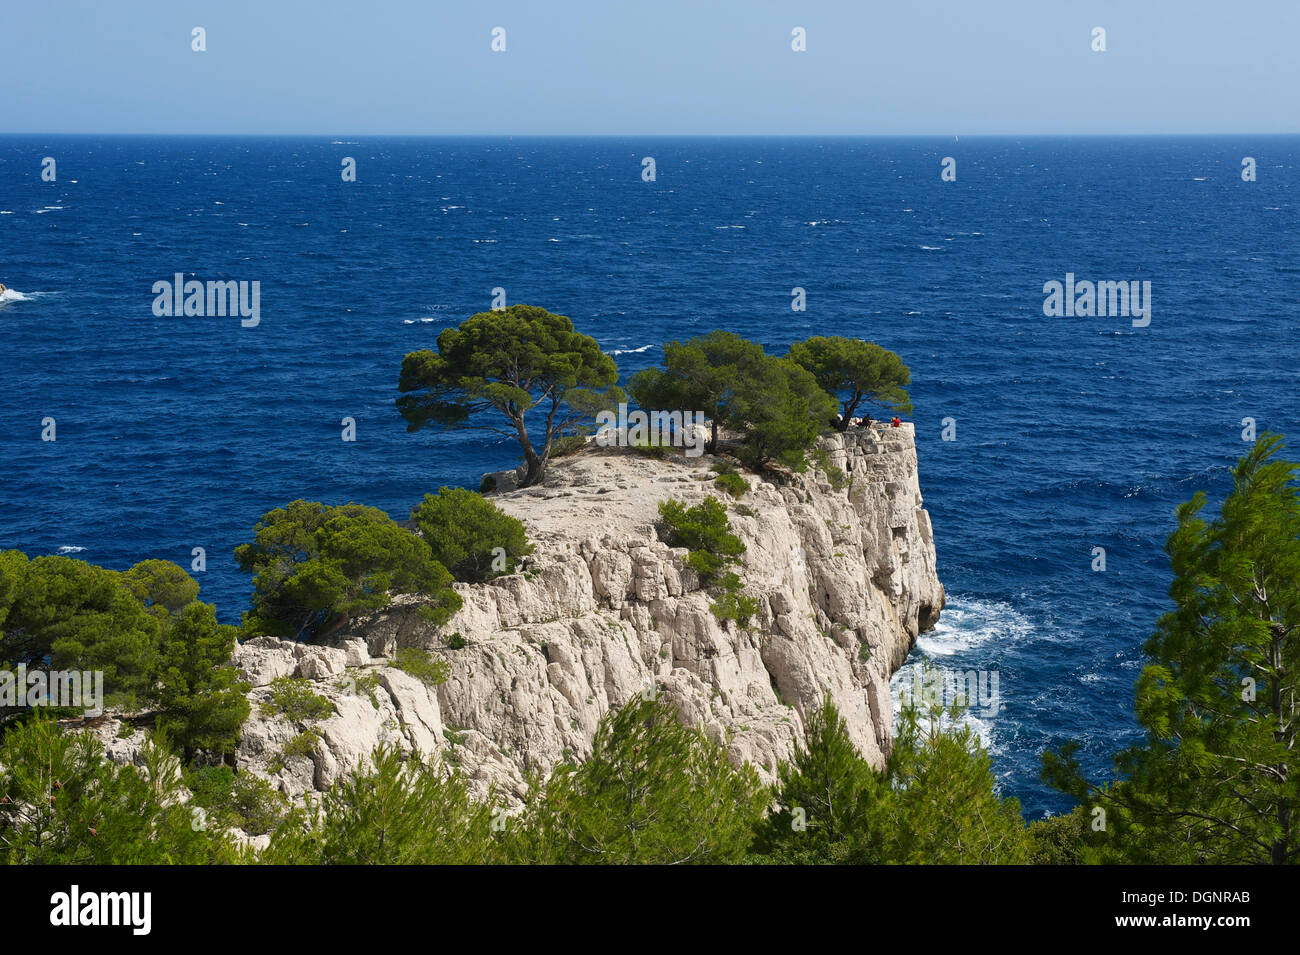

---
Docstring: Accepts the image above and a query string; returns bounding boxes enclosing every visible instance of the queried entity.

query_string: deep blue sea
[2,135,1297,817]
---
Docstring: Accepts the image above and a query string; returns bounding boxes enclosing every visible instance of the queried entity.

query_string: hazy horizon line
[5,131,1299,139]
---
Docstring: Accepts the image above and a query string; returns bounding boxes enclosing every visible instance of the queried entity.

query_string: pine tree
[522,695,768,864]
[751,696,884,863]
[1048,434,1300,863]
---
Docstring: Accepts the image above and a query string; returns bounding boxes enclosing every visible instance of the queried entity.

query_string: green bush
[393,648,451,687]
[520,696,768,864]
[0,718,235,864]
[283,728,322,761]
[658,496,745,587]
[186,766,288,837]
[235,501,461,641]
[262,675,334,723]
[811,448,847,491]
[447,632,469,650]
[710,589,761,627]
[261,745,501,864]
[658,497,759,628]
[710,463,750,498]
[413,487,533,583]
[550,434,588,458]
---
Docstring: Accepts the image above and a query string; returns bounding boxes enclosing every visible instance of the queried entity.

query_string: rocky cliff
[208,424,943,809]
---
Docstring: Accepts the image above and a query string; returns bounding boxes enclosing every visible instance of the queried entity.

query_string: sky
[4,0,1298,135]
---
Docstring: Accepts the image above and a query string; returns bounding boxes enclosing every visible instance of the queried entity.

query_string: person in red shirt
[890,416,901,427]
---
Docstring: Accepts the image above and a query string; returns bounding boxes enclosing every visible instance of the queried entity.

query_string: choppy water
[3,135,1297,816]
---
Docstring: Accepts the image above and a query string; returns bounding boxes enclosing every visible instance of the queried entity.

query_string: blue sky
[4,0,1298,135]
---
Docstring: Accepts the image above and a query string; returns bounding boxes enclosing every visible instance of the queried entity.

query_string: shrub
[520,696,768,864]
[710,589,761,628]
[550,434,588,458]
[186,766,287,837]
[413,487,533,583]
[262,675,334,723]
[713,471,749,499]
[235,501,461,641]
[261,744,500,864]
[284,728,322,761]
[658,496,758,628]
[447,632,468,650]
[393,648,451,687]
[811,448,847,491]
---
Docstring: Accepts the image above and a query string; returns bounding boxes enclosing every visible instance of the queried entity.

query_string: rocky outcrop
[228,423,944,805]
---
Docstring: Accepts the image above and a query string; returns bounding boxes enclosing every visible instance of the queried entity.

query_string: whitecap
[607,343,655,356]
[57,545,86,554]
[910,596,1034,657]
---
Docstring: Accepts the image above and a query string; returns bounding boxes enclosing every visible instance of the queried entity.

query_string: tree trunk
[522,444,545,487]
[512,412,547,488]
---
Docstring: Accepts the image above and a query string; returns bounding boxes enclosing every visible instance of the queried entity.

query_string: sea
[2,135,1297,818]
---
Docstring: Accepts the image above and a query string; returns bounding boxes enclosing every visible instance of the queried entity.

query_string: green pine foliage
[629,330,836,470]
[397,305,624,488]
[413,486,532,583]
[751,697,885,863]
[152,601,250,759]
[786,335,913,427]
[261,745,500,864]
[392,648,451,687]
[882,698,1031,864]
[0,552,162,709]
[1044,433,1300,864]
[519,695,768,864]
[262,675,334,722]
[235,500,462,641]
[0,718,236,864]
[657,496,760,627]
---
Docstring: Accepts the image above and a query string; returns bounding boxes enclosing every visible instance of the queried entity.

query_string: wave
[57,545,86,554]
[607,343,656,356]
[0,289,32,303]
[911,596,1034,657]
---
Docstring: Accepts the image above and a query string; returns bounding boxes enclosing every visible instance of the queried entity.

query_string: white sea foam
[0,288,31,303]
[607,343,655,356]
[913,597,1033,657]
[888,597,1034,758]
[57,545,86,554]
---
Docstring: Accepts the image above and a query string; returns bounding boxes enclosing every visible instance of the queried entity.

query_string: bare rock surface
[227,424,944,805]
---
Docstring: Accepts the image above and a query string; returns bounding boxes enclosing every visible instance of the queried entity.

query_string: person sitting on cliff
[890,416,901,428]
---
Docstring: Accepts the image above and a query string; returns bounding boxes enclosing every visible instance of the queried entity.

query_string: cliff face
[227,424,944,806]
